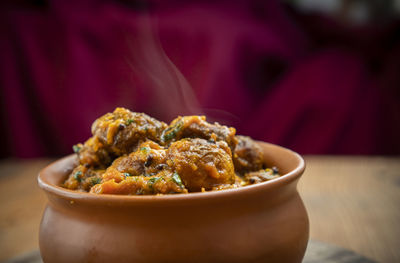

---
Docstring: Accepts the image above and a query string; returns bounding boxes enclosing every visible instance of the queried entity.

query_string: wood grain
[298,156,400,263]
[0,156,399,262]
[0,159,51,262]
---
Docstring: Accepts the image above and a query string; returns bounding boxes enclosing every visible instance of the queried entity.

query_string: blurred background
[1,0,399,158]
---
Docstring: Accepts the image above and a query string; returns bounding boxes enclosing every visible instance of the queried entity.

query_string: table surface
[0,156,399,263]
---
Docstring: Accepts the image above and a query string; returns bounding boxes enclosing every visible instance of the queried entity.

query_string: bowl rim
[37,141,305,205]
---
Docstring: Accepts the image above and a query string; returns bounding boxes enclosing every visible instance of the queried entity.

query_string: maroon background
[0,0,399,158]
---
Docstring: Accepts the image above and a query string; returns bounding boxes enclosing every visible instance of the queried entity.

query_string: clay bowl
[38,141,308,263]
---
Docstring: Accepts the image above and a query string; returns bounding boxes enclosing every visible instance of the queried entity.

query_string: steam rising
[123,14,239,125]
[124,15,201,121]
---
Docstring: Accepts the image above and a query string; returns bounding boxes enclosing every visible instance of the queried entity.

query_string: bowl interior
[38,141,305,202]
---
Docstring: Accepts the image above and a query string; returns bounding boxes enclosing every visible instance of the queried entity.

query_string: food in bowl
[38,140,308,263]
[63,107,280,195]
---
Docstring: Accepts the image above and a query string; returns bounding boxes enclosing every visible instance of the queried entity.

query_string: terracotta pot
[38,142,308,263]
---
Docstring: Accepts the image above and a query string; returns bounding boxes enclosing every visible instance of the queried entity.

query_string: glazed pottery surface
[38,142,308,263]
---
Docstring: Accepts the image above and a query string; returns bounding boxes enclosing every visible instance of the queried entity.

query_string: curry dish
[63,108,280,195]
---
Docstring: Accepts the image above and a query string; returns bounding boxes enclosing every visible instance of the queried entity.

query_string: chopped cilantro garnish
[140,147,150,154]
[74,171,83,182]
[148,177,161,189]
[72,145,81,153]
[148,177,161,184]
[161,120,183,142]
[126,119,135,125]
[172,172,183,186]
[90,177,102,185]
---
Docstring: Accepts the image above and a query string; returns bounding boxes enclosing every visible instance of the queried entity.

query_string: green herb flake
[148,177,161,189]
[148,177,161,184]
[161,120,183,142]
[140,147,150,154]
[74,171,83,182]
[172,172,183,186]
[123,172,131,177]
[90,177,102,185]
[72,145,81,153]
[126,119,135,125]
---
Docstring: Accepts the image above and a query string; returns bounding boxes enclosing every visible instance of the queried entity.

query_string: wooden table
[0,156,399,262]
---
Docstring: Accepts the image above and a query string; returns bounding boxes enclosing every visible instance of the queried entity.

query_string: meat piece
[90,141,188,195]
[91,107,167,156]
[233,136,265,174]
[161,116,238,149]
[73,108,167,168]
[63,164,105,191]
[74,136,114,168]
[167,138,235,192]
[108,140,168,177]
